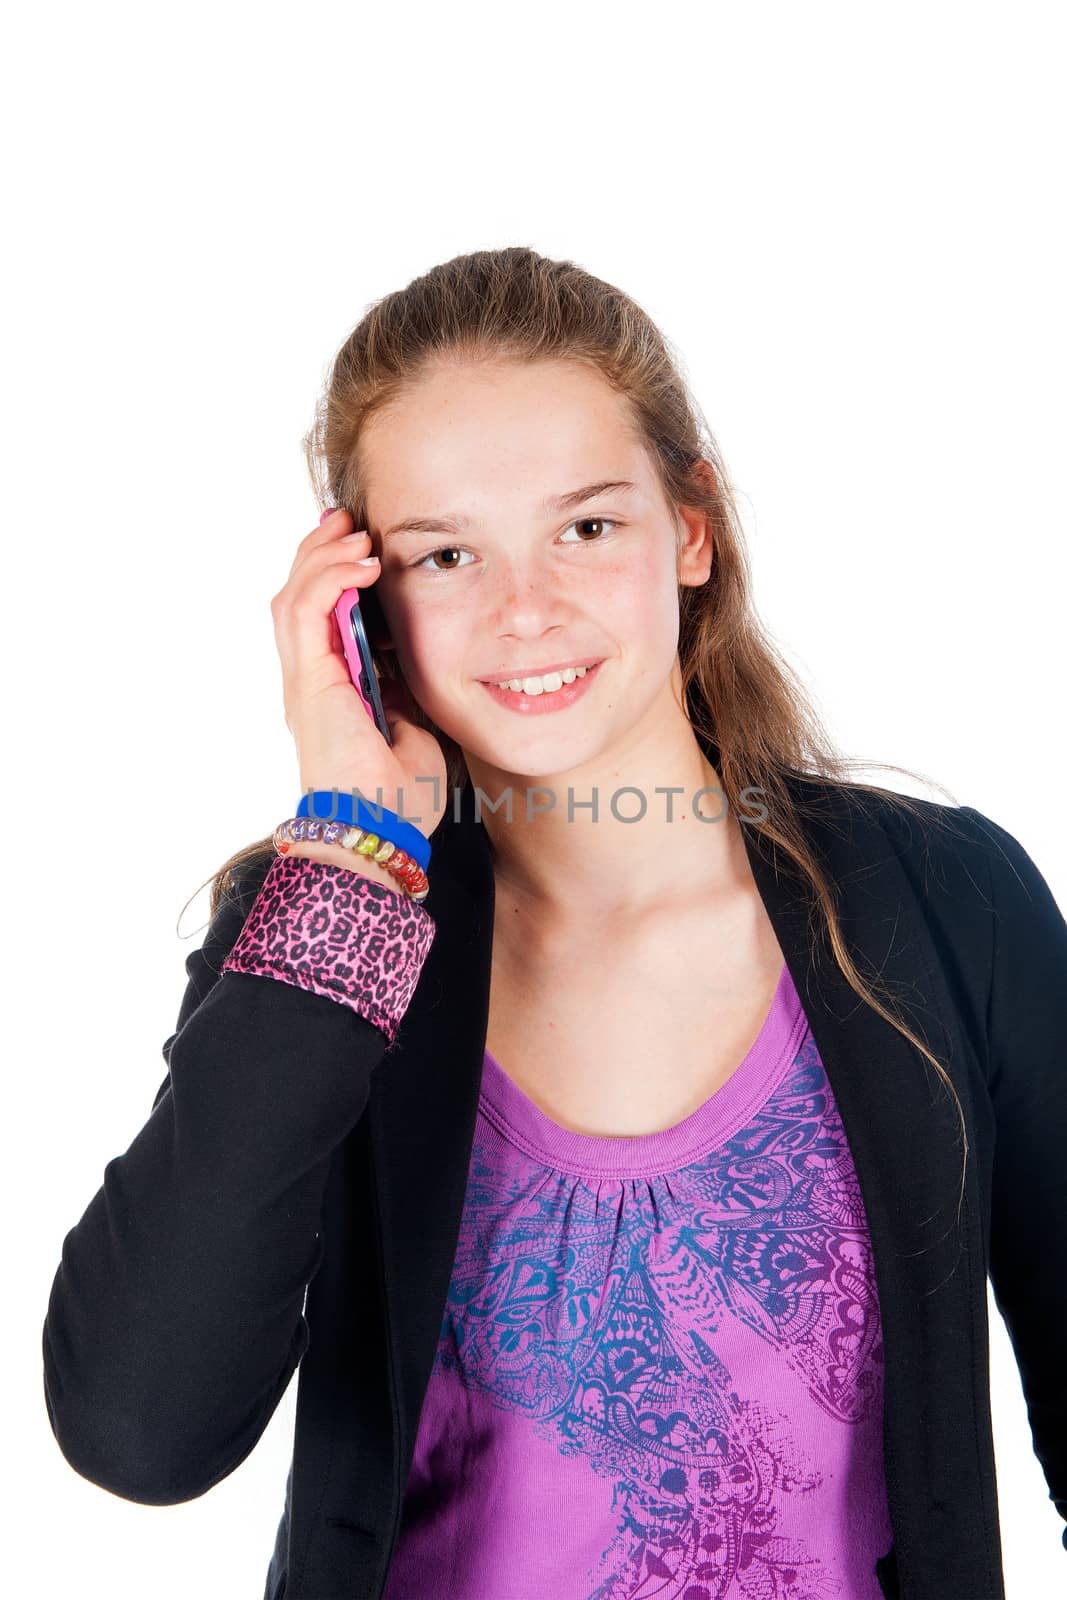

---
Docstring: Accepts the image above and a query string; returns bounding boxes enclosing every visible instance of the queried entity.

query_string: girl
[42,247,1067,1600]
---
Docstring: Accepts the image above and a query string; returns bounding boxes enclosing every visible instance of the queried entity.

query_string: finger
[287,508,375,585]
[285,556,382,625]
[291,531,380,589]
[300,505,353,553]
[277,558,384,672]
[285,507,362,581]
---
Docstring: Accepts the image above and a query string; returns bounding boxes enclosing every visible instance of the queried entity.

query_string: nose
[492,573,573,643]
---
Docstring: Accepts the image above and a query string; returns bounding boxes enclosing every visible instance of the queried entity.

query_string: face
[360,358,712,783]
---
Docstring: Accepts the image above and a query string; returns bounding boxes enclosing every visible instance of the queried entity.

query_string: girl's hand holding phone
[270,508,448,853]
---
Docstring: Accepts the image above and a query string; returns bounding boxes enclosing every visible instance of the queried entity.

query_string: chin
[479,736,607,784]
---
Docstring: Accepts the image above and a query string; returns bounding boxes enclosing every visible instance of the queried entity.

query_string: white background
[7,2,1065,1596]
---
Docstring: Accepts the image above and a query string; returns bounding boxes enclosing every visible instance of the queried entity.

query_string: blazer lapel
[738,780,998,1595]
[367,779,497,1495]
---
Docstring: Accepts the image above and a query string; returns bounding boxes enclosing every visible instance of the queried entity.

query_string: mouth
[478,659,604,715]
[478,656,603,685]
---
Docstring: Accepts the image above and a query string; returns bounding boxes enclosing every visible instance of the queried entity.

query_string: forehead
[358,360,650,506]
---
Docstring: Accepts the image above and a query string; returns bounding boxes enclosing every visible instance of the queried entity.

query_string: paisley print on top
[385,969,893,1600]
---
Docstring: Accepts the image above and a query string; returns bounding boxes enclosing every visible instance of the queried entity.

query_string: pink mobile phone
[334,586,394,747]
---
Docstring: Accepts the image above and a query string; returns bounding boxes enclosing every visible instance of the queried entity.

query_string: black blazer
[42,760,1067,1600]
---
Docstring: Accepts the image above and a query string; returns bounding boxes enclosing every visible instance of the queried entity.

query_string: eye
[409,516,619,574]
[559,516,618,544]
[411,546,476,573]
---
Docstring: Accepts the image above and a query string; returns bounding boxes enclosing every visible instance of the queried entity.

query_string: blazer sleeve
[960,805,1067,1551]
[41,852,436,1508]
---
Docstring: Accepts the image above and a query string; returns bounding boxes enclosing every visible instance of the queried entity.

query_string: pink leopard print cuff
[221,854,436,1044]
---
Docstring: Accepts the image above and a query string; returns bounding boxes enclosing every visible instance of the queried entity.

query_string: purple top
[383,962,893,1599]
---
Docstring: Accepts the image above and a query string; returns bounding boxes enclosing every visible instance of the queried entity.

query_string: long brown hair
[190,245,971,1219]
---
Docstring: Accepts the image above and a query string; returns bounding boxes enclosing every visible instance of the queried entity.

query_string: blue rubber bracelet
[296,789,431,871]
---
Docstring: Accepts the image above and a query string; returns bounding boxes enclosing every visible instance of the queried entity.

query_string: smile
[479,660,603,715]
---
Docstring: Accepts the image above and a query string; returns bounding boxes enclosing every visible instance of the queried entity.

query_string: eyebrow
[380,479,639,541]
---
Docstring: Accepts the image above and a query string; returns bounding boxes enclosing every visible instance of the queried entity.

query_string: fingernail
[357,555,380,565]
[319,507,342,524]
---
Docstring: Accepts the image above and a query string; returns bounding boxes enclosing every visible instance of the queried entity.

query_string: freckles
[588,559,636,598]
[597,563,664,607]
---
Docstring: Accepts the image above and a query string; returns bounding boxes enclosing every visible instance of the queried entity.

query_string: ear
[675,506,713,587]
[675,458,716,587]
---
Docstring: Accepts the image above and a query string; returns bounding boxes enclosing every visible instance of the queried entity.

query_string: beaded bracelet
[273,816,430,902]
[286,789,431,899]
[296,789,431,871]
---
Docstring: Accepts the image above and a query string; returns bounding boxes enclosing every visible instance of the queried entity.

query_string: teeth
[494,665,590,694]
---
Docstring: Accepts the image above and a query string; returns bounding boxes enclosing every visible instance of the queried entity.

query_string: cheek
[388,608,458,696]
[374,582,426,661]
[599,561,678,639]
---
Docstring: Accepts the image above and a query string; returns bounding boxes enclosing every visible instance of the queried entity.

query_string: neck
[462,687,741,928]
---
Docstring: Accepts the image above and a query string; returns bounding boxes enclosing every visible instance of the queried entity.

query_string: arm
[41,852,435,1507]
[960,806,1067,1551]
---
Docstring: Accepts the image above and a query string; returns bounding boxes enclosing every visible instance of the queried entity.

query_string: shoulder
[949,804,1067,959]
[774,768,975,866]
[775,770,1059,909]
[776,777,1067,1097]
